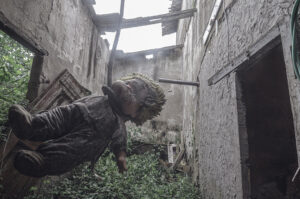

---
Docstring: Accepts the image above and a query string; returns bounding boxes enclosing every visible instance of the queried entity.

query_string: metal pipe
[159,78,199,87]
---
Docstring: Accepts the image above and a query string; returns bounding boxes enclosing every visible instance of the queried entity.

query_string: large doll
[8,73,166,177]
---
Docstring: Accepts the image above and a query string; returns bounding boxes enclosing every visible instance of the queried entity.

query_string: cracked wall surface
[178,0,298,198]
[0,0,109,96]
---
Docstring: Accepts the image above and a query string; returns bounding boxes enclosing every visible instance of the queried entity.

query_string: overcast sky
[94,0,176,52]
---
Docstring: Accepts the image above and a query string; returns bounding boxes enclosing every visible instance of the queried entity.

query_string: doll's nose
[125,84,133,92]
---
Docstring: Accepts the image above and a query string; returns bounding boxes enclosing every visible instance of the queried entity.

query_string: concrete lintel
[0,15,48,56]
[208,25,281,86]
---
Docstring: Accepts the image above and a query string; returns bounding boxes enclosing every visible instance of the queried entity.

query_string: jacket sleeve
[110,117,127,155]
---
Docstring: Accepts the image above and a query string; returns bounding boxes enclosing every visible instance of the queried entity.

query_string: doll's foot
[8,104,32,140]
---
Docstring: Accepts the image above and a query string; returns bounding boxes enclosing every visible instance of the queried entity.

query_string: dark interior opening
[238,44,299,198]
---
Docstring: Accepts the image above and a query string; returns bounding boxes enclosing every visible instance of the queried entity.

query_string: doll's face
[111,79,148,118]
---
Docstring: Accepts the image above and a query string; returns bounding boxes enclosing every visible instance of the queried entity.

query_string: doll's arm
[110,117,128,173]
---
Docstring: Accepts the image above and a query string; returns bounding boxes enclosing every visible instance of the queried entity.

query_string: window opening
[0,30,34,142]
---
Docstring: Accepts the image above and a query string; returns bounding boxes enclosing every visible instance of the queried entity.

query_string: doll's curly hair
[121,73,166,125]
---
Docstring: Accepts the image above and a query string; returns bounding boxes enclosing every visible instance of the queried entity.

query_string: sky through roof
[94,0,176,52]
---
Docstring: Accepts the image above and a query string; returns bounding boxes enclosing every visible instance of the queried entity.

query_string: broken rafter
[115,44,183,59]
[107,0,125,87]
[94,8,197,32]
[162,0,184,35]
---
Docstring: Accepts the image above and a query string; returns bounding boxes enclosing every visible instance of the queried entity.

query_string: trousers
[14,104,98,177]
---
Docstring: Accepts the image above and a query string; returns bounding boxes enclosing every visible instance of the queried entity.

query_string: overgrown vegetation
[0,30,33,142]
[0,30,200,199]
[25,128,200,199]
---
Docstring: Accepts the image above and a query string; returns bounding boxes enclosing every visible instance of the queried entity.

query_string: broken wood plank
[170,148,185,171]
[121,8,197,27]
[94,8,197,32]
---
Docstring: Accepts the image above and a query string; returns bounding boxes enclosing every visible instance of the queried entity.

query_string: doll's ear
[143,96,156,107]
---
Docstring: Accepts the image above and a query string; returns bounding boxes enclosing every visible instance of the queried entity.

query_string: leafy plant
[0,30,33,141]
[25,129,201,199]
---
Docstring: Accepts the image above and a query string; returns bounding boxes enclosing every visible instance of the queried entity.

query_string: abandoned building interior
[2,0,300,198]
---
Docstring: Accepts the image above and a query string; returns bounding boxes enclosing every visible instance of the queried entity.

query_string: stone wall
[178,0,297,198]
[113,48,183,145]
[0,0,110,97]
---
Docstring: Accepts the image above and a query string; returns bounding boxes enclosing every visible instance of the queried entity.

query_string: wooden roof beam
[94,8,197,32]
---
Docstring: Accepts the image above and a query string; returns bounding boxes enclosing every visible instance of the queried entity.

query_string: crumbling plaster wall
[0,0,109,97]
[178,0,295,198]
[112,49,183,144]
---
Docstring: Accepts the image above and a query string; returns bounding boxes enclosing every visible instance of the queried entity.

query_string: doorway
[237,44,299,198]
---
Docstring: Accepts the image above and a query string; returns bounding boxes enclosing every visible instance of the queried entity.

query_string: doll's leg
[8,104,83,142]
[8,105,33,140]
[14,124,95,177]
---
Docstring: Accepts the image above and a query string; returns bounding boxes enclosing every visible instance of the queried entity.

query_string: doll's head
[110,73,166,125]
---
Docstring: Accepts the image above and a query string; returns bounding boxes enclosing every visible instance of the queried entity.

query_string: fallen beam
[159,78,199,87]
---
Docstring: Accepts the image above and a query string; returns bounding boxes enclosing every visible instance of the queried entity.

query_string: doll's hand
[117,151,127,173]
